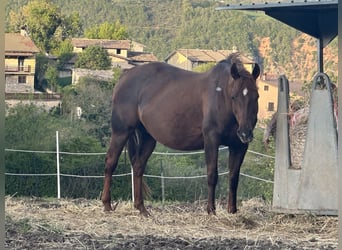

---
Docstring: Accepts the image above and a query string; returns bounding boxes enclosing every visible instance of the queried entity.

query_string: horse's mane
[219,52,245,71]
[218,53,254,79]
[225,53,242,65]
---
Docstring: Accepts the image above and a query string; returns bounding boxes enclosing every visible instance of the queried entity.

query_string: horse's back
[113,62,206,106]
[115,62,200,90]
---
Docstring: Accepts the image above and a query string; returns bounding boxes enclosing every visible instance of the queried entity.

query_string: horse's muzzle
[237,129,254,144]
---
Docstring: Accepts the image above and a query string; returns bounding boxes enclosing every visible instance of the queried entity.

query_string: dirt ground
[5,196,337,249]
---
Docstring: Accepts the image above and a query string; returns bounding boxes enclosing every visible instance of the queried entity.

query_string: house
[5,31,62,111]
[71,38,158,69]
[258,74,305,121]
[257,79,279,120]
[164,48,255,72]
[5,31,40,93]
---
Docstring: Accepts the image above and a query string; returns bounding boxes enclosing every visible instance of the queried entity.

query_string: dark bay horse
[102,53,260,216]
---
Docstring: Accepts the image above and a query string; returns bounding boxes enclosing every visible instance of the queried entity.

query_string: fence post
[161,160,165,206]
[56,131,61,199]
[131,167,134,203]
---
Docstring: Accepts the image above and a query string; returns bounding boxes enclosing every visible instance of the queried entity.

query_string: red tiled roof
[5,33,40,54]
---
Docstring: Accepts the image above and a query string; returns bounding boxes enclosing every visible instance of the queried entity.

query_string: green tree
[34,53,49,91]
[51,39,74,57]
[75,45,111,70]
[52,39,75,71]
[8,0,82,53]
[63,76,114,145]
[45,65,59,92]
[193,62,216,73]
[85,21,128,40]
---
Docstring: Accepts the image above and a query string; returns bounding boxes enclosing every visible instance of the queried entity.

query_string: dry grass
[5,196,337,249]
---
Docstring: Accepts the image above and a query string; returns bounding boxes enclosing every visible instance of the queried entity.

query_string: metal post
[56,131,60,199]
[131,167,134,203]
[161,160,165,206]
[317,38,324,73]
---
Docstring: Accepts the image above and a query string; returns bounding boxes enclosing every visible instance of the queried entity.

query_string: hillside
[5,0,338,83]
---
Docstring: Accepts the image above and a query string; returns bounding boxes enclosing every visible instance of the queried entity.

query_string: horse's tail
[127,130,152,200]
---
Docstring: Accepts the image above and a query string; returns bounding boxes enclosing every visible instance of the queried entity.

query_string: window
[117,49,121,54]
[18,58,25,71]
[264,85,269,91]
[18,76,26,84]
[267,102,275,111]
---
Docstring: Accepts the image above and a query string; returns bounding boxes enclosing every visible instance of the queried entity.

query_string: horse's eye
[232,96,236,100]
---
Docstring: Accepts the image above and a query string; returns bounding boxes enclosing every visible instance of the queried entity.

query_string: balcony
[5,92,62,100]
[5,65,34,74]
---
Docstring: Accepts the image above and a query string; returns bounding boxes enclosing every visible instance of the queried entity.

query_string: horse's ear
[231,63,240,80]
[252,64,260,80]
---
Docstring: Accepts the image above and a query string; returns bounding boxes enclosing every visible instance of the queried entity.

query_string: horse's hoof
[140,208,151,217]
[112,201,119,211]
[228,207,237,214]
[209,210,216,216]
[103,204,112,212]
[103,201,119,212]
[207,206,216,215]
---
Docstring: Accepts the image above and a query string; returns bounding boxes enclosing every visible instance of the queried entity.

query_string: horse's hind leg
[102,132,129,211]
[127,129,156,216]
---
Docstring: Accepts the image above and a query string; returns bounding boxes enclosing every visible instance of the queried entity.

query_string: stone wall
[6,75,34,93]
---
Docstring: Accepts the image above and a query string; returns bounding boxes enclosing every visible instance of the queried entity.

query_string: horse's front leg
[227,145,248,213]
[204,136,219,215]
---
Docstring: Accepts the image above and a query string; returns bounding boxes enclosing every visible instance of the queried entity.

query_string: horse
[102,53,260,216]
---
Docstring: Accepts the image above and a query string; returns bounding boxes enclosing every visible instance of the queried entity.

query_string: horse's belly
[142,117,204,151]
[155,135,204,151]
[155,132,204,151]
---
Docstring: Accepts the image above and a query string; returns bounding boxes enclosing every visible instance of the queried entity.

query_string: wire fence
[5,131,275,202]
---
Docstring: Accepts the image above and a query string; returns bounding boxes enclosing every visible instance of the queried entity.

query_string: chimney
[20,27,28,37]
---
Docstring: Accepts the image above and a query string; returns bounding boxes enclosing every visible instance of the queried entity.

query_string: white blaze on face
[242,87,248,96]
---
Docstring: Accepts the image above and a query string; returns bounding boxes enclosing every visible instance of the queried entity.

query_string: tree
[45,65,59,92]
[51,39,75,72]
[62,76,114,145]
[85,21,128,40]
[8,0,82,53]
[75,45,111,70]
[193,62,216,73]
[34,53,49,91]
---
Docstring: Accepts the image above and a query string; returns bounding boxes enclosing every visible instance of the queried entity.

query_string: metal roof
[216,0,338,48]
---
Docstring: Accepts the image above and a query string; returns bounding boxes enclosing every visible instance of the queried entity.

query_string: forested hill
[5,0,338,82]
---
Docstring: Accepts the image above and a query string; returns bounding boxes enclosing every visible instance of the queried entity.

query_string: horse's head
[230,63,260,144]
